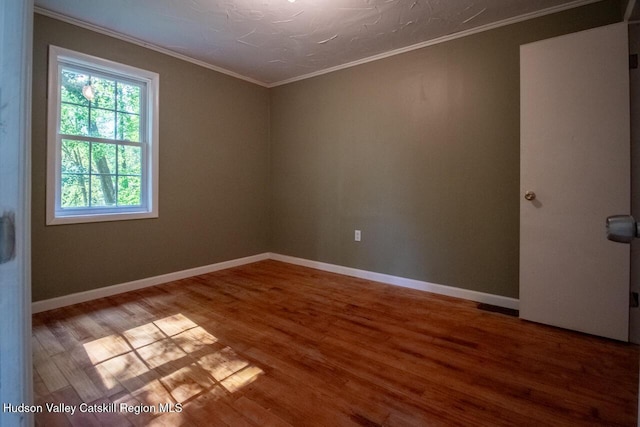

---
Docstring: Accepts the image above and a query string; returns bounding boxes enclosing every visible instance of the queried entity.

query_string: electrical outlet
[354,230,361,242]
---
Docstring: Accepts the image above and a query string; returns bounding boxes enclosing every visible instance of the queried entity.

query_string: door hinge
[630,54,638,70]
[0,212,15,264]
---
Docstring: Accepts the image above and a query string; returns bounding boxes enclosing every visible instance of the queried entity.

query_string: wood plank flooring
[32,260,639,426]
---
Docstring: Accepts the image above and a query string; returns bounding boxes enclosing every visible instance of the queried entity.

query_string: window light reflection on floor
[81,313,264,409]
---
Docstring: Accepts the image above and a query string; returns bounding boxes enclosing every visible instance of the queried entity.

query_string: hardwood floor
[32,260,638,426]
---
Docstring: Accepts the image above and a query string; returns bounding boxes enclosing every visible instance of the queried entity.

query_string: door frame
[0,0,33,425]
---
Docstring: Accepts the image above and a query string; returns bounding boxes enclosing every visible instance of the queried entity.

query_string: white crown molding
[269,0,604,87]
[37,1,603,89]
[34,6,268,88]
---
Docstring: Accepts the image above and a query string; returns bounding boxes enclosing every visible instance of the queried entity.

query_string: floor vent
[477,303,519,317]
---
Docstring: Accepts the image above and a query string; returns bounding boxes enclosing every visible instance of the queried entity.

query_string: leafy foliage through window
[47,46,159,224]
[59,70,143,208]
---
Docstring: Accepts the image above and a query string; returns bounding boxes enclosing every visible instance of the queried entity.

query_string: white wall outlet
[354,230,361,242]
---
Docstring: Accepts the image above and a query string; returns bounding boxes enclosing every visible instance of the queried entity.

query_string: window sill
[47,210,158,226]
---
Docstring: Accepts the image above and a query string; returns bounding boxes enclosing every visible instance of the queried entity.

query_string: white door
[520,23,630,341]
[0,0,33,425]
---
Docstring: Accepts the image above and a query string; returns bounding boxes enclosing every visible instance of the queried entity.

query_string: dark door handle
[0,212,15,264]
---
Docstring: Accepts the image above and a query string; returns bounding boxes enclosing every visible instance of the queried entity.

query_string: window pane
[117,113,140,142]
[91,76,116,110]
[91,175,116,206]
[91,143,116,175]
[117,83,141,114]
[60,69,90,106]
[61,174,89,208]
[60,103,89,136]
[117,176,142,206]
[90,108,115,139]
[61,140,90,173]
[118,145,142,175]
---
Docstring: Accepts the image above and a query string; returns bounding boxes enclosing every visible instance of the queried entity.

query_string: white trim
[32,251,519,313]
[0,0,34,422]
[21,0,34,412]
[36,1,602,89]
[34,7,268,88]
[20,0,35,419]
[31,253,270,313]
[47,210,158,225]
[269,253,520,310]
[46,45,160,225]
[31,252,519,313]
[268,0,603,87]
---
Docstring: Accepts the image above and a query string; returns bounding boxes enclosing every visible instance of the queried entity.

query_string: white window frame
[46,45,159,225]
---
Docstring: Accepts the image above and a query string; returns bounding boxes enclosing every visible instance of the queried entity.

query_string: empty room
[2,0,640,425]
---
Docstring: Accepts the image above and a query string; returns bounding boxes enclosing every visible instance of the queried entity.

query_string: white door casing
[520,23,630,341]
[0,0,33,425]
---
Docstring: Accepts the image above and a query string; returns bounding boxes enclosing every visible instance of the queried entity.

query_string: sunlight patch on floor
[172,327,218,353]
[159,363,216,403]
[153,314,198,337]
[78,312,264,411]
[198,347,250,381]
[99,351,151,382]
[83,334,132,364]
[123,323,166,349]
[220,366,264,393]
[137,339,187,369]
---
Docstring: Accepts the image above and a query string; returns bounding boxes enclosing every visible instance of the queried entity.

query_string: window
[47,46,159,225]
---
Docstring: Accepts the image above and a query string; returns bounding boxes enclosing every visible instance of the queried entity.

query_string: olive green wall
[33,1,622,302]
[269,0,623,299]
[32,15,270,301]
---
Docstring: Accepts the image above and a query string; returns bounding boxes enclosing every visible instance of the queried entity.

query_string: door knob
[606,215,639,243]
[524,191,536,201]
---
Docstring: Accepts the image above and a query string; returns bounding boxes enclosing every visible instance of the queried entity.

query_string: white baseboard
[32,251,519,313]
[31,253,271,313]
[269,253,520,310]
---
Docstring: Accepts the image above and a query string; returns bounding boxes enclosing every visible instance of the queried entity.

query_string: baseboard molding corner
[268,253,519,310]
[32,251,518,313]
[31,252,271,313]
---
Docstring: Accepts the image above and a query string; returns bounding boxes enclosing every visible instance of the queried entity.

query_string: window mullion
[88,140,93,208]
[87,77,92,138]
[115,80,119,207]
[59,133,142,147]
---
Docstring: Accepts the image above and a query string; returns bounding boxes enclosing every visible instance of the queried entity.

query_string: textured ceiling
[35,0,597,86]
